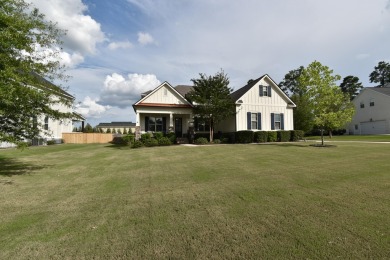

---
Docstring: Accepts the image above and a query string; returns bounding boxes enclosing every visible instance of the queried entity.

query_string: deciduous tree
[299,61,355,145]
[189,70,236,142]
[0,0,71,147]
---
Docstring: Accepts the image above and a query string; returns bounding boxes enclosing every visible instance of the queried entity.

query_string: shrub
[153,132,164,140]
[195,137,208,145]
[290,130,304,141]
[106,128,111,133]
[235,131,254,143]
[277,131,291,142]
[46,140,56,145]
[141,133,152,143]
[112,136,125,144]
[254,131,268,143]
[267,131,277,142]
[194,133,210,141]
[165,132,176,144]
[123,128,128,134]
[158,137,172,146]
[131,140,143,149]
[213,139,221,144]
[143,138,159,147]
[122,134,135,145]
[117,129,122,134]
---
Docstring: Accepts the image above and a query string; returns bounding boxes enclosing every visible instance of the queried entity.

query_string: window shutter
[258,113,262,130]
[281,113,284,130]
[259,85,263,97]
[145,116,149,131]
[271,113,275,130]
[247,112,251,130]
[162,117,167,133]
[268,86,272,97]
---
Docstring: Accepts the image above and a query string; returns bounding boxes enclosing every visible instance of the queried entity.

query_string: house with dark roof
[132,74,295,139]
[96,121,136,133]
[348,86,390,134]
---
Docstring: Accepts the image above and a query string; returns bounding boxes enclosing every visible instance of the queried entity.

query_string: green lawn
[0,143,389,259]
[306,134,390,142]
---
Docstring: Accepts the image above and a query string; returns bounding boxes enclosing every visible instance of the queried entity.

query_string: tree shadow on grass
[256,143,310,148]
[0,157,46,177]
[104,144,131,150]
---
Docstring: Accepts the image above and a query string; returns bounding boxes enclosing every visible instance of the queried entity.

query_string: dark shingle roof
[174,85,193,97]
[97,122,136,127]
[369,86,390,96]
[230,75,265,101]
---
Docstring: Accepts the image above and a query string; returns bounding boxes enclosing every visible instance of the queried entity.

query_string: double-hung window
[271,113,284,130]
[247,112,262,130]
[44,116,49,130]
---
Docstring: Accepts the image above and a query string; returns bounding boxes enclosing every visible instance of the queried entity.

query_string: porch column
[169,113,174,132]
[135,112,141,140]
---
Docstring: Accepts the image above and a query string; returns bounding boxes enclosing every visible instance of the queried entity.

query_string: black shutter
[162,117,167,133]
[259,85,263,97]
[281,113,284,130]
[258,113,262,130]
[268,86,272,97]
[247,112,251,130]
[271,113,275,130]
[145,116,149,131]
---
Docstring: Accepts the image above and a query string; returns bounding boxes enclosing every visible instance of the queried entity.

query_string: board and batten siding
[142,84,187,105]
[235,78,294,131]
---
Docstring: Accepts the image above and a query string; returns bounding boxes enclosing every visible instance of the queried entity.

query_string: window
[360,103,364,108]
[147,117,163,132]
[274,114,281,130]
[247,112,261,130]
[370,99,374,106]
[355,124,358,130]
[271,113,284,130]
[259,85,271,97]
[44,116,49,130]
[194,118,210,132]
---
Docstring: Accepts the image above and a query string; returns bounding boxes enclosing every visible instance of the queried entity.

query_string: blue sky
[29,0,390,126]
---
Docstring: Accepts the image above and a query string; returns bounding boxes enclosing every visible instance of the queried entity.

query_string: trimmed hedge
[143,138,159,147]
[154,132,164,140]
[158,137,172,146]
[277,131,291,142]
[290,130,304,141]
[165,132,176,144]
[254,131,268,143]
[267,131,277,142]
[235,131,254,143]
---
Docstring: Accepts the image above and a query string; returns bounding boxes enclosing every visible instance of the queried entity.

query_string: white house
[1,75,83,148]
[348,86,390,135]
[132,74,295,139]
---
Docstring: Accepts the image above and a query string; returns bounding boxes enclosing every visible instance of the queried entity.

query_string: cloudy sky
[29,0,390,126]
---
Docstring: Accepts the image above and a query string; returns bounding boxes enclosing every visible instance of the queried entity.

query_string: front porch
[135,109,193,138]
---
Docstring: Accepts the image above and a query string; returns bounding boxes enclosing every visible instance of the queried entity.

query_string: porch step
[176,137,189,144]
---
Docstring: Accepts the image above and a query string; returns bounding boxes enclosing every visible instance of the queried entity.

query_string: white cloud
[137,32,155,45]
[75,96,111,119]
[108,41,133,50]
[29,0,106,56]
[99,73,161,108]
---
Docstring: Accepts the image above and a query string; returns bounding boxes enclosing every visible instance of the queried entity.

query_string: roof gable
[133,81,192,108]
[231,74,296,106]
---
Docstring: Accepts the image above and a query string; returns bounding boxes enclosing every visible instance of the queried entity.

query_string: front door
[175,118,182,137]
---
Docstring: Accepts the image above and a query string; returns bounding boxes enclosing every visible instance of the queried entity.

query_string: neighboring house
[348,86,390,135]
[132,74,295,139]
[1,75,83,148]
[96,121,136,133]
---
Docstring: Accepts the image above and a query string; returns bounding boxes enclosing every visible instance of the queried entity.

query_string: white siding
[235,78,294,131]
[142,83,187,105]
[349,89,390,134]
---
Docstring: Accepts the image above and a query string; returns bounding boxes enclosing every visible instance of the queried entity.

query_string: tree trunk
[329,130,333,139]
[209,118,214,143]
[321,129,324,146]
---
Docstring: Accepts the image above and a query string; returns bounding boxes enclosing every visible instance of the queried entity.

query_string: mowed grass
[0,142,389,259]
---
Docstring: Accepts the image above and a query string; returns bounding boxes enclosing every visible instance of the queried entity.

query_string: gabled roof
[133,81,193,110]
[369,86,390,96]
[174,85,193,97]
[31,71,74,100]
[230,74,296,107]
[97,122,135,127]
